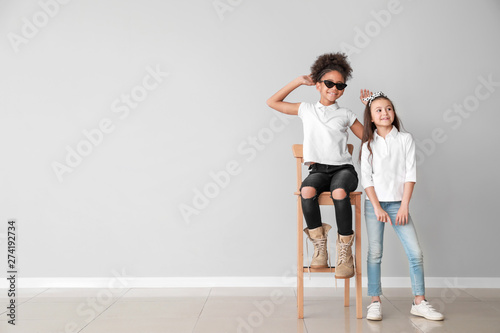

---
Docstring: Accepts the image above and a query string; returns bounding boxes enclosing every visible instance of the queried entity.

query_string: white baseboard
[1,276,499,289]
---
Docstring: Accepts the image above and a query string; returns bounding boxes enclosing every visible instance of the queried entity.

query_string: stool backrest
[292,144,354,192]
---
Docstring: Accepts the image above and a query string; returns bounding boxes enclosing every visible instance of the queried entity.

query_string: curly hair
[310,53,353,83]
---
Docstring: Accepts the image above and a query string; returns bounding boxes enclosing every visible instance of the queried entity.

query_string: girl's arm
[396,182,415,225]
[396,134,417,225]
[349,89,372,140]
[350,120,363,139]
[365,187,392,225]
[266,75,314,115]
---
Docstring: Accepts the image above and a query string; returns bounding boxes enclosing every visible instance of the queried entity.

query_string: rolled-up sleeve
[405,134,417,183]
[361,142,375,189]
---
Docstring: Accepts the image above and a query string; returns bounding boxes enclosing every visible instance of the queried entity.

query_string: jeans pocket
[309,163,320,173]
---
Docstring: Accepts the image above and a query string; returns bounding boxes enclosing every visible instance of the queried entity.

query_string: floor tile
[200,297,297,319]
[79,317,198,333]
[0,302,9,315]
[210,287,295,298]
[439,300,500,321]
[381,287,478,302]
[411,316,500,333]
[484,301,500,313]
[304,317,421,333]
[299,287,368,301]
[444,319,500,333]
[194,317,307,333]
[0,287,498,332]
[100,299,206,319]
[302,300,359,320]
[388,299,499,321]
[28,287,128,303]
[0,319,87,333]
[0,288,47,304]
[460,288,500,301]
[302,298,401,320]
[409,316,451,333]
[0,301,108,322]
[121,287,211,301]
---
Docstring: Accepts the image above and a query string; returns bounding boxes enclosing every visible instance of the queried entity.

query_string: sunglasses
[320,80,347,90]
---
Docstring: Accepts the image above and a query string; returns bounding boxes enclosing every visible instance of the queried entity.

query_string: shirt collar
[316,101,339,112]
[374,126,399,141]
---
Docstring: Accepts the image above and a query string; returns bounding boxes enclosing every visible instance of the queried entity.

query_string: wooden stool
[292,144,362,319]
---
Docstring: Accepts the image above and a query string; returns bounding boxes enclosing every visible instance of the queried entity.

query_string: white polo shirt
[298,102,357,166]
[361,127,417,202]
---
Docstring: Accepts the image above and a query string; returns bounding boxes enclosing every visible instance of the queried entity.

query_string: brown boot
[335,233,355,279]
[304,224,332,268]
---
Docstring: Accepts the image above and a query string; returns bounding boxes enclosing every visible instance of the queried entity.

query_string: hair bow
[362,91,386,105]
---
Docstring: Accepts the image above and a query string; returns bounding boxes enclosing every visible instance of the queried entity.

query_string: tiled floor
[1,287,500,332]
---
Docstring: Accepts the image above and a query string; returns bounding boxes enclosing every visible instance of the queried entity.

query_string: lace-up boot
[335,233,355,278]
[303,224,332,268]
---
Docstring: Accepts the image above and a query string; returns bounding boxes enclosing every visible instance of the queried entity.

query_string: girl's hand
[299,75,315,86]
[360,89,373,105]
[374,206,392,225]
[396,204,409,225]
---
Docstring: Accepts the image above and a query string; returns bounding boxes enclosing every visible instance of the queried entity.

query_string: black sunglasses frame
[320,80,347,90]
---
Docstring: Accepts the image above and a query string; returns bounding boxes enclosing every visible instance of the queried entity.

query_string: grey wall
[0,0,499,280]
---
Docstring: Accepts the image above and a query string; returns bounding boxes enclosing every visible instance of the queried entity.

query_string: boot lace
[305,236,332,279]
[337,242,350,264]
[312,238,327,257]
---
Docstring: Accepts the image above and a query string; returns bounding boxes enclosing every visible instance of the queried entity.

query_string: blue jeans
[365,200,425,296]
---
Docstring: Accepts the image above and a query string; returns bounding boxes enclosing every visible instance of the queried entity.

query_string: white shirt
[361,127,416,201]
[298,102,357,166]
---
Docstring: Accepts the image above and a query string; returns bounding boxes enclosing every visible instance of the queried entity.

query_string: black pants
[300,163,358,235]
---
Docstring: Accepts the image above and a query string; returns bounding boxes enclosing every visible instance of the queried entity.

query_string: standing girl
[267,53,363,278]
[360,91,444,321]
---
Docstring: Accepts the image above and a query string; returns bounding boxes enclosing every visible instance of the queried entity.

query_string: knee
[409,251,424,265]
[301,186,317,199]
[368,249,383,264]
[368,244,383,263]
[331,188,347,200]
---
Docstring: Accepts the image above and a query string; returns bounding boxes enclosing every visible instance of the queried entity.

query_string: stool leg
[297,197,304,319]
[355,195,362,319]
[344,278,350,307]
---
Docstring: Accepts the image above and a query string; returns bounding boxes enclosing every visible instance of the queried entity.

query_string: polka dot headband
[362,91,386,106]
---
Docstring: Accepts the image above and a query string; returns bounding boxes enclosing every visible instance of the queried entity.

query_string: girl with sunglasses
[360,92,444,321]
[267,53,364,279]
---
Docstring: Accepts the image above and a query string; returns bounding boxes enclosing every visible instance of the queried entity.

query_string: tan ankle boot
[335,233,355,279]
[304,224,332,268]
